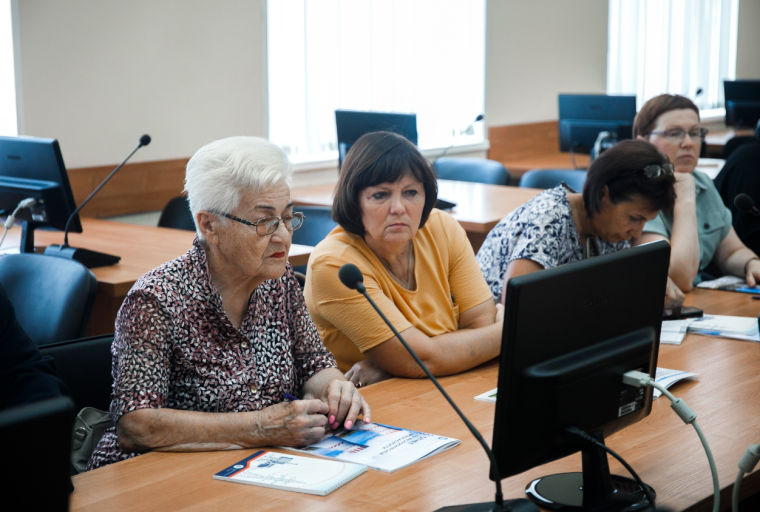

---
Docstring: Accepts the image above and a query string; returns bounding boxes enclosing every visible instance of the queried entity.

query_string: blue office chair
[519,169,587,192]
[722,136,757,160]
[433,157,510,186]
[158,196,195,231]
[0,254,97,346]
[292,205,338,275]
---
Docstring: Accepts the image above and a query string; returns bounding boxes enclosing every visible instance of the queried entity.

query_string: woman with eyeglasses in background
[633,94,760,292]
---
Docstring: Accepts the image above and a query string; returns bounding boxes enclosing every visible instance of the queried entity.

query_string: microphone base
[44,244,121,268]
[435,498,539,512]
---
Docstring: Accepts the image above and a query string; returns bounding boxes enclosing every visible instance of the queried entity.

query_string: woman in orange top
[304,131,501,388]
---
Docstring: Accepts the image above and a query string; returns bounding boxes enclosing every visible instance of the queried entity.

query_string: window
[607,0,739,112]
[0,0,17,136]
[267,0,485,161]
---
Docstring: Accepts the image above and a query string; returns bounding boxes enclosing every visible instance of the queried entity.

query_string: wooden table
[292,180,542,252]
[69,288,760,511]
[5,219,312,335]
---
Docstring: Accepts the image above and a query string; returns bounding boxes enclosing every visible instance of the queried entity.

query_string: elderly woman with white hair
[87,136,370,470]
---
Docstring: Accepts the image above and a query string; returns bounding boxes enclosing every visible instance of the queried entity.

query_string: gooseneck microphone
[338,263,536,512]
[734,193,760,218]
[44,134,152,268]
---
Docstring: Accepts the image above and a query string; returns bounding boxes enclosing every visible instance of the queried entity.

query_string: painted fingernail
[329,415,335,424]
[345,420,353,429]
[364,417,371,423]
[332,422,339,430]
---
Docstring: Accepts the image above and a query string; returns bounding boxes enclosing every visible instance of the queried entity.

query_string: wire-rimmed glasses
[210,210,305,236]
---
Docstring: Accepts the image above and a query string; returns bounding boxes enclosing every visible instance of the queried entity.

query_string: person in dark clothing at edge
[714,130,760,256]
[0,282,69,410]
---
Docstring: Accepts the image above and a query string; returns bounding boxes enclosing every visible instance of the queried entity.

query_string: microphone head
[475,114,484,122]
[734,193,755,213]
[339,263,364,291]
[139,134,152,146]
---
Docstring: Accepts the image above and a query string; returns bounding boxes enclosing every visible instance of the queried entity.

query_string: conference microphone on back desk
[734,193,760,218]
[337,263,538,512]
[44,134,151,268]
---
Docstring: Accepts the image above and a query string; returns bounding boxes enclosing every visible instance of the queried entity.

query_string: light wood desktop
[69,288,759,511]
[4,218,312,335]
[704,127,756,157]
[292,180,542,252]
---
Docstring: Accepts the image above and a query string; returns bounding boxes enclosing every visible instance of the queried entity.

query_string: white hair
[184,136,292,239]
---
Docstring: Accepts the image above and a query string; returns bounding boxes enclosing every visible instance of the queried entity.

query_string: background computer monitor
[724,79,760,128]
[558,94,637,154]
[492,241,670,510]
[0,136,82,253]
[335,110,418,167]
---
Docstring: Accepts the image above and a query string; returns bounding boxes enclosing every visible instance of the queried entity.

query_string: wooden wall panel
[487,121,590,177]
[68,158,189,218]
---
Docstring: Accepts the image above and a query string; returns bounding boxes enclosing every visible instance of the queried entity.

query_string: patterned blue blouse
[476,185,628,301]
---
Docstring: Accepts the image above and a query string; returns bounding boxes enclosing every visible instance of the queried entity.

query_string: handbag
[71,407,112,473]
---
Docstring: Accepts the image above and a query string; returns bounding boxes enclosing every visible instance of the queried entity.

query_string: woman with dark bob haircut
[304,131,501,387]
[477,139,679,306]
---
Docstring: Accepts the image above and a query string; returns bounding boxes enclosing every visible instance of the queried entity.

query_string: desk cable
[623,370,720,512]
[733,442,760,512]
[565,426,657,509]
[0,198,38,250]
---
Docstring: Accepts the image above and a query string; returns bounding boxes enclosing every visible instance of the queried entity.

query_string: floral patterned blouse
[476,185,628,302]
[87,238,337,470]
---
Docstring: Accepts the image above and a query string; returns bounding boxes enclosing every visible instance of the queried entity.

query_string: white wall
[14,0,267,168]
[484,0,609,127]
[736,0,760,79]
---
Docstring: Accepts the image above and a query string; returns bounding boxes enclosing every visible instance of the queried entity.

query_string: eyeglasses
[642,163,675,178]
[649,127,709,143]
[210,210,305,236]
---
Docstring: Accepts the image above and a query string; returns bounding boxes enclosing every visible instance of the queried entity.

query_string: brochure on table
[283,422,460,473]
[213,450,366,496]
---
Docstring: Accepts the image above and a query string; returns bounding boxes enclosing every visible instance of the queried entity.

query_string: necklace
[379,241,414,290]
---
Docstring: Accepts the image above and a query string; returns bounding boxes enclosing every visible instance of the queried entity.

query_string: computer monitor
[558,94,637,154]
[335,110,418,167]
[492,240,670,511]
[0,136,81,253]
[0,396,74,510]
[724,79,760,129]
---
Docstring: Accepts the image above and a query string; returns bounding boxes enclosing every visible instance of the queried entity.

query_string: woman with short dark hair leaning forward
[304,131,501,388]
[88,136,369,471]
[477,139,677,305]
[632,94,760,293]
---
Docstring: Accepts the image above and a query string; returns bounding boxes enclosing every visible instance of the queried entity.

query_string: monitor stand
[525,432,654,512]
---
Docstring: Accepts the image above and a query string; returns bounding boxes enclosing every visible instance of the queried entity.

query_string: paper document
[283,422,460,473]
[476,367,699,402]
[697,276,760,294]
[689,315,760,341]
[652,368,699,399]
[213,450,366,496]
[661,318,696,345]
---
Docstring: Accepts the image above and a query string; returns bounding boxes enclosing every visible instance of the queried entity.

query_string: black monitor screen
[558,94,637,154]
[335,110,417,166]
[724,80,760,128]
[492,241,670,481]
[0,136,81,236]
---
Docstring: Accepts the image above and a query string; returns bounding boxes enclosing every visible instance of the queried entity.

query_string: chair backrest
[519,169,587,192]
[0,254,97,346]
[291,205,339,274]
[40,334,114,412]
[158,196,196,231]
[433,157,510,186]
[0,396,74,508]
[723,136,757,160]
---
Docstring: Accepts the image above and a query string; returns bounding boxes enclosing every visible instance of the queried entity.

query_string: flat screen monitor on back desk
[0,136,82,253]
[725,79,760,129]
[493,241,671,511]
[335,110,418,167]
[558,94,637,155]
